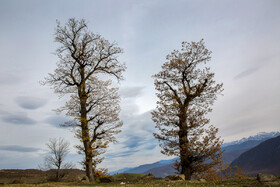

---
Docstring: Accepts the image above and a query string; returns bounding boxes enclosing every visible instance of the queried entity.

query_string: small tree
[42,137,73,181]
[43,18,125,181]
[152,39,223,180]
[199,161,248,181]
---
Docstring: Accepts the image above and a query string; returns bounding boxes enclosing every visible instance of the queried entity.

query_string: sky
[0,0,280,172]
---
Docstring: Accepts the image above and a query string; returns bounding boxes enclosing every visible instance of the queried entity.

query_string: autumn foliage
[94,168,110,180]
[152,40,223,180]
[199,161,248,181]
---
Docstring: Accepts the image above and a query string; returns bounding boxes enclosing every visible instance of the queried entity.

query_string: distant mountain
[110,158,177,175]
[124,161,163,174]
[230,135,280,176]
[222,132,280,147]
[110,167,133,175]
[221,131,280,164]
[222,149,248,164]
[223,140,264,152]
[143,163,176,178]
[111,131,280,177]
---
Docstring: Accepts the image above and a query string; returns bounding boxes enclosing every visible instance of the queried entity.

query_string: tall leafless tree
[152,40,223,180]
[43,18,125,181]
[42,137,73,181]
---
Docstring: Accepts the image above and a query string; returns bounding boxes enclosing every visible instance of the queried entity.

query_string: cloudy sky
[0,0,280,172]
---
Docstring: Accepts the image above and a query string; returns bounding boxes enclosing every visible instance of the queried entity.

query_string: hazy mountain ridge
[222,131,280,147]
[110,158,177,175]
[143,163,176,178]
[111,131,280,177]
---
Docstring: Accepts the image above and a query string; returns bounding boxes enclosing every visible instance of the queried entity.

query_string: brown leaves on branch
[152,39,223,180]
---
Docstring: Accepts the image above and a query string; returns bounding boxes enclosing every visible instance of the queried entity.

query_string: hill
[111,158,177,175]
[143,163,176,178]
[111,131,279,177]
[0,169,85,184]
[231,135,280,176]
[221,131,280,164]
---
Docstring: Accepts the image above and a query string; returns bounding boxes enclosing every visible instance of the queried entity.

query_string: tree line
[42,18,223,181]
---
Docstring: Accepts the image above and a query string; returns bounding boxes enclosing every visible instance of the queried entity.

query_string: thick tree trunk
[81,101,95,181]
[179,137,192,180]
[84,144,94,181]
[81,117,95,181]
[181,156,191,180]
[178,106,192,180]
[79,68,95,181]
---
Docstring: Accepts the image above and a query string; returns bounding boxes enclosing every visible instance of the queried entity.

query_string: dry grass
[0,170,278,187]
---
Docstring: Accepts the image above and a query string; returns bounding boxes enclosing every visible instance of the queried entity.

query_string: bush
[199,162,248,181]
[95,168,110,181]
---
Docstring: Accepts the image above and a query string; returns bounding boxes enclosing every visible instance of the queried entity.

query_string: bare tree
[42,137,73,181]
[152,39,223,180]
[42,18,125,181]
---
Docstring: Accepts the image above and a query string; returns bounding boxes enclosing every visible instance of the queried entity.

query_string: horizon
[0,130,277,173]
[0,0,280,172]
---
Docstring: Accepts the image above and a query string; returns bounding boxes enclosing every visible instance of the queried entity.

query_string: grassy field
[0,171,279,186]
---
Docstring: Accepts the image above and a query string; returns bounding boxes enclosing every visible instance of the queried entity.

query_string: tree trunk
[56,162,61,181]
[179,138,192,180]
[85,144,94,181]
[79,67,95,181]
[181,156,191,180]
[179,107,191,180]
[81,101,95,181]
[56,168,60,181]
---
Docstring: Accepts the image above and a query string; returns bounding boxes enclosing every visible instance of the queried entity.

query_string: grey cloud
[107,135,157,159]
[0,72,21,85]
[107,108,157,159]
[1,113,36,125]
[139,111,155,133]
[123,136,145,149]
[120,132,157,151]
[145,143,157,150]
[105,149,139,159]
[234,67,259,80]
[119,86,145,99]
[0,145,40,152]
[120,106,156,145]
[0,152,43,169]
[44,115,72,128]
[15,96,47,110]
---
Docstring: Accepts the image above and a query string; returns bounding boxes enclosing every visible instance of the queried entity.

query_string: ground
[0,170,279,186]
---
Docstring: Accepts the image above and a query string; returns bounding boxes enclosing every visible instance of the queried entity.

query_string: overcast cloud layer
[0,0,279,171]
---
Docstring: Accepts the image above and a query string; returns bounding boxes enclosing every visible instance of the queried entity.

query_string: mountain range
[222,131,280,147]
[230,135,280,176]
[111,131,280,177]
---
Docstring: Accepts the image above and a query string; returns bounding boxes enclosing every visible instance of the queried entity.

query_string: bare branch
[42,18,124,182]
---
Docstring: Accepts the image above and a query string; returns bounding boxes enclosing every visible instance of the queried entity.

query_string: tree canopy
[152,39,223,180]
[43,18,125,181]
